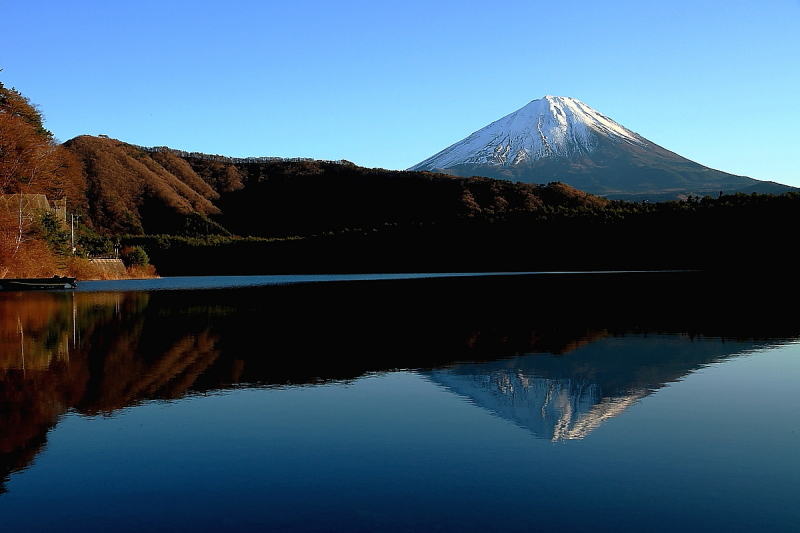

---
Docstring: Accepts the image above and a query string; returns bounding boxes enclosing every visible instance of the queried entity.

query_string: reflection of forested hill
[1,273,799,491]
[0,290,222,492]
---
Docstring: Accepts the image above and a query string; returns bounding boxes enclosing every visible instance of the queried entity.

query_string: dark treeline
[137,145,348,166]
[48,135,800,276]
[124,190,800,276]
[183,156,605,238]
[63,136,602,240]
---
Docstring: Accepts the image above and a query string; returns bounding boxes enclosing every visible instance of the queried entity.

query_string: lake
[1,272,798,532]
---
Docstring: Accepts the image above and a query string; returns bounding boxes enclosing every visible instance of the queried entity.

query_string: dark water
[1,273,798,532]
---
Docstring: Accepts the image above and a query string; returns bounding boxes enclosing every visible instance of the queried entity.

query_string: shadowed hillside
[47,138,800,276]
[62,138,607,238]
[4,79,799,279]
[188,155,606,238]
[63,136,227,236]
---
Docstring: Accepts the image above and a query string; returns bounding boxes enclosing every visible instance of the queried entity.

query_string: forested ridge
[0,80,89,277]
[61,135,608,238]
[66,137,799,275]
[1,80,798,277]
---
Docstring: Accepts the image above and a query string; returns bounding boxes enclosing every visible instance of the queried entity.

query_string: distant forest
[123,184,800,276]
[2,80,798,278]
[78,141,799,276]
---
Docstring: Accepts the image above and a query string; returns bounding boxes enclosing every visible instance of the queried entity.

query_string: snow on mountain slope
[409,96,647,170]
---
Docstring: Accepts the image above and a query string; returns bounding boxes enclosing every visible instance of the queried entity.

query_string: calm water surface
[1,274,798,532]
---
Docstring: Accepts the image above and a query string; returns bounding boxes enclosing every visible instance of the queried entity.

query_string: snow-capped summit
[408,96,787,200]
[409,96,646,170]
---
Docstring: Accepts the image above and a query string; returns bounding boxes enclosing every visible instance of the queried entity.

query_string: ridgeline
[2,81,798,278]
[67,137,800,276]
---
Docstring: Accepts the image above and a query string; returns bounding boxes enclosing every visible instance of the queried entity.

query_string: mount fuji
[409,96,793,200]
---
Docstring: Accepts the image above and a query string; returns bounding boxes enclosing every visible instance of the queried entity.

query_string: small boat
[0,276,77,290]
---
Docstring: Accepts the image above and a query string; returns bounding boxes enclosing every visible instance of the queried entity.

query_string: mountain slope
[409,96,793,200]
[63,136,227,235]
[412,96,646,169]
[61,137,608,238]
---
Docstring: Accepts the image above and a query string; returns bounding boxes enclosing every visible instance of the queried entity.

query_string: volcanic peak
[409,95,646,171]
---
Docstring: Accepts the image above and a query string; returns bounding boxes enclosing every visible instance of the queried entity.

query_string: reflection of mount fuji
[423,335,775,441]
[2,274,799,493]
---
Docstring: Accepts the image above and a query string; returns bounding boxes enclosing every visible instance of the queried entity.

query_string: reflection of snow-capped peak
[422,365,647,442]
[552,391,647,441]
[408,95,647,170]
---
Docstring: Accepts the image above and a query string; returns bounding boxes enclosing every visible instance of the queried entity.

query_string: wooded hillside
[0,81,86,277]
[3,80,798,278]
[62,137,607,238]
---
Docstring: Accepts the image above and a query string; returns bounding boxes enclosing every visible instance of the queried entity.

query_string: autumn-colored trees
[0,82,83,200]
[0,80,85,277]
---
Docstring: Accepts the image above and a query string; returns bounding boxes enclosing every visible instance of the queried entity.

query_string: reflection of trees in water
[0,293,91,492]
[0,291,224,492]
[81,330,221,414]
[0,293,74,371]
[0,427,49,495]
[1,276,799,492]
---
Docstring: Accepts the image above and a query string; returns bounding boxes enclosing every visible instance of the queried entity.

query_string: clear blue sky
[3,0,799,187]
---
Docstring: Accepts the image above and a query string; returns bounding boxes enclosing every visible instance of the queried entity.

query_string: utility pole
[71,214,80,254]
